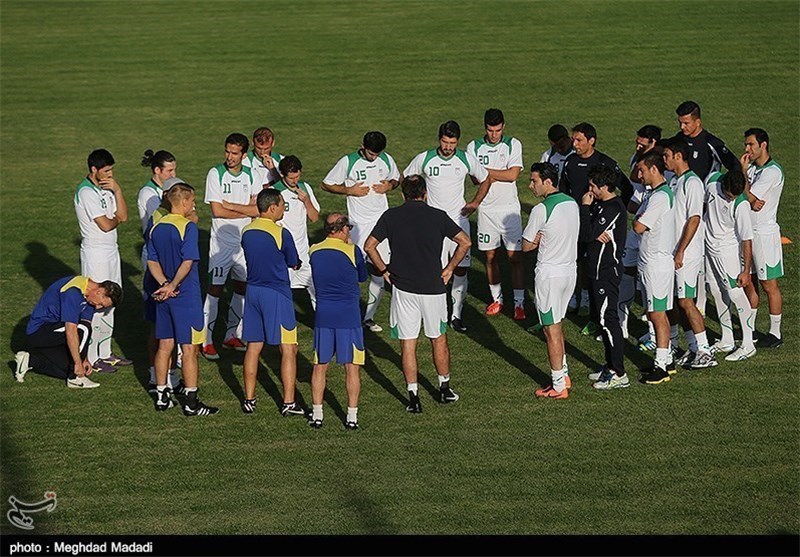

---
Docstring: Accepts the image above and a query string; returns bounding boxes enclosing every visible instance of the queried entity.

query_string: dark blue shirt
[309,238,368,328]
[27,276,95,334]
[146,214,201,302]
[241,218,299,300]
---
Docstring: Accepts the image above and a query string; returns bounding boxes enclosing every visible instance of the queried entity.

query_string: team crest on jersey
[599,217,606,225]
[455,167,462,175]
[693,151,699,159]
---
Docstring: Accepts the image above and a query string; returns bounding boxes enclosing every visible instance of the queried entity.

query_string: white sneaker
[67,375,100,389]
[724,346,756,362]
[593,372,630,390]
[363,319,383,333]
[14,351,30,383]
[710,340,736,355]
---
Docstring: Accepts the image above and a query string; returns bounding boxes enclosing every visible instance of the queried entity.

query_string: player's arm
[98,177,129,224]
[364,235,389,283]
[487,166,521,182]
[711,134,741,173]
[673,215,700,269]
[64,321,90,377]
[578,194,594,243]
[302,191,320,223]
[442,230,471,284]
[633,191,665,234]
[521,206,545,252]
[209,201,251,219]
[463,155,493,216]
[613,164,634,206]
[93,215,122,232]
[220,199,259,217]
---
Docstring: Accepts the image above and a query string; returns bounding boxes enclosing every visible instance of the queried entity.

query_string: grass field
[1,0,798,536]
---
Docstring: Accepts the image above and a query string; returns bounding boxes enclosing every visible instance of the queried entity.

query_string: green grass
[1,0,798,535]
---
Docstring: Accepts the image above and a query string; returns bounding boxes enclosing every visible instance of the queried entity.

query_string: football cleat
[406,396,422,413]
[222,338,247,352]
[280,402,306,417]
[757,334,783,349]
[183,400,219,416]
[588,365,609,382]
[242,398,257,414]
[439,385,460,404]
[14,351,30,383]
[486,301,503,316]
[91,359,117,374]
[513,306,526,321]
[450,318,467,333]
[308,417,323,429]
[201,344,220,360]
[100,354,133,367]
[724,346,757,362]
[155,388,176,411]
[363,319,383,333]
[535,385,569,399]
[67,375,100,389]
[641,365,670,385]
[710,340,735,355]
[676,350,695,367]
[344,421,359,430]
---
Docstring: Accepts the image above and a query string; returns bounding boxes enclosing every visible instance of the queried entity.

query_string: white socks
[438,374,450,386]
[695,330,710,354]
[770,314,782,339]
[312,404,323,421]
[513,289,524,308]
[364,275,384,321]
[655,347,672,367]
[407,382,418,395]
[347,407,358,423]
[451,274,468,319]
[489,283,502,304]
[552,366,567,392]
[225,293,245,340]
[202,294,219,347]
[728,287,755,351]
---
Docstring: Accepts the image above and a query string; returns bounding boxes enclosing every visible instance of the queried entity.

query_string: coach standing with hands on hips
[365,175,471,414]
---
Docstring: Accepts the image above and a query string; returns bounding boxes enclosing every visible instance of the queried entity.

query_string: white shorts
[81,246,121,284]
[351,219,390,266]
[476,209,522,251]
[389,287,447,340]
[639,263,674,312]
[534,272,575,326]
[622,230,640,268]
[707,249,744,292]
[675,257,703,299]
[751,230,784,281]
[290,256,313,289]
[441,216,471,269]
[208,236,247,285]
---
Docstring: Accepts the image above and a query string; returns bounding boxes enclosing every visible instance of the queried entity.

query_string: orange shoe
[534,385,569,399]
[513,306,526,321]
[564,374,572,390]
[222,338,247,352]
[201,344,220,360]
[486,301,503,316]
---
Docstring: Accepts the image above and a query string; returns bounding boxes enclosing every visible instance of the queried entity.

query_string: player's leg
[240,286,263,412]
[753,231,784,346]
[421,291,456,403]
[448,218,471,332]
[177,299,217,416]
[242,341,263,411]
[354,221,386,331]
[344,363,361,429]
[641,266,674,384]
[341,327,364,428]
[718,251,756,361]
[760,278,783,346]
[535,275,571,398]
[705,255,735,351]
[279,340,300,410]
[503,210,526,320]
[153,303,177,409]
[309,361,329,428]
[478,210,503,314]
[391,287,424,412]
[265,289,302,416]
[222,276,248,351]
[202,237,232,359]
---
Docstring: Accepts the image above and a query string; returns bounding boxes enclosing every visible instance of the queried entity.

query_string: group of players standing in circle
[13,101,786,427]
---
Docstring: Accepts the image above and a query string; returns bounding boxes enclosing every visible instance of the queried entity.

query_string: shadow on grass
[340,486,397,534]
[362,328,408,407]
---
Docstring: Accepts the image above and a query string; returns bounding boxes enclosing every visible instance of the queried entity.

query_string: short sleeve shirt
[323,151,399,224]
[670,171,705,260]
[636,183,676,269]
[204,164,255,246]
[747,159,784,233]
[466,136,523,211]
[522,192,579,278]
[74,178,118,248]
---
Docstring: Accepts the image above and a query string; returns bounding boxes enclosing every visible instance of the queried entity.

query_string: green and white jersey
[204,164,255,246]
[274,180,320,259]
[704,172,753,256]
[323,150,399,224]
[670,170,705,260]
[522,192,579,278]
[243,149,283,188]
[466,135,523,212]
[746,159,783,234]
[403,148,489,220]
[635,182,675,269]
[74,177,118,248]
[137,179,163,234]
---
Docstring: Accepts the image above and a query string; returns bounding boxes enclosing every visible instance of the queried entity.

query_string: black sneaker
[439,383,460,404]
[345,421,359,430]
[406,395,422,413]
[758,333,783,349]
[641,365,671,385]
[183,390,219,416]
[308,417,323,429]
[281,402,306,417]
[450,318,467,333]
[154,388,176,411]
[242,398,257,414]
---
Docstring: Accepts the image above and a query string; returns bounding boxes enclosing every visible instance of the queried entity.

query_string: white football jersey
[137,179,163,234]
[636,183,676,269]
[403,148,488,220]
[746,160,783,234]
[243,150,283,188]
[74,177,118,248]
[323,150,399,225]
[704,172,753,255]
[670,171,705,260]
[522,192,579,278]
[467,135,523,212]
[275,180,320,260]
[204,164,255,246]
[540,147,574,178]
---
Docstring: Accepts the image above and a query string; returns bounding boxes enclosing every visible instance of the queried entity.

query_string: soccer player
[73,148,131,373]
[201,133,256,360]
[14,276,121,388]
[321,131,399,332]
[633,152,677,384]
[308,213,369,429]
[147,183,219,416]
[579,165,629,390]
[273,155,320,306]
[662,138,716,369]
[365,175,471,413]
[704,171,757,361]
[401,120,491,333]
[467,108,526,320]
[560,123,632,316]
[670,100,740,180]
[243,127,283,188]
[741,128,785,348]
[137,149,177,258]
[522,163,579,399]
[620,125,661,342]
[539,124,574,178]
[240,188,305,417]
